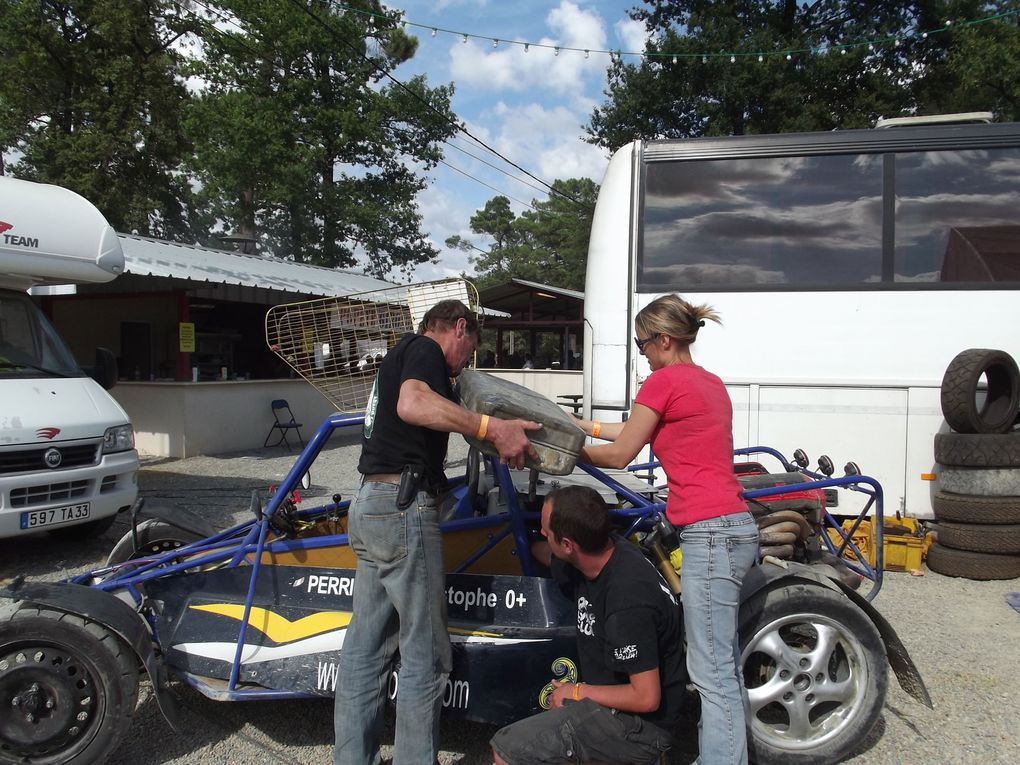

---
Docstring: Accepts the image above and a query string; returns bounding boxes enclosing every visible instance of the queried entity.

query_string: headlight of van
[103,424,135,454]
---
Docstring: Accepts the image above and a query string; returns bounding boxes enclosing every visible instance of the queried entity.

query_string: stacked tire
[929,348,1020,580]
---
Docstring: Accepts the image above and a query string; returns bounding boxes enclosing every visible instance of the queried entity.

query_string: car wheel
[936,466,1020,496]
[925,541,1020,580]
[739,583,887,765]
[940,348,1020,434]
[47,514,117,542]
[932,491,1020,524]
[105,518,205,567]
[935,521,1020,554]
[933,431,1020,468]
[0,608,138,765]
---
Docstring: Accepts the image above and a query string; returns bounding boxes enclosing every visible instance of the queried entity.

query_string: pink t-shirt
[635,364,746,527]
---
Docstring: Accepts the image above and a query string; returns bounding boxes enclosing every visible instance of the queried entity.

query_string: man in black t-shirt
[491,485,685,765]
[334,299,540,765]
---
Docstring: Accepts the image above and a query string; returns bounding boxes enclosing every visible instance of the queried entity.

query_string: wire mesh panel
[265,279,478,412]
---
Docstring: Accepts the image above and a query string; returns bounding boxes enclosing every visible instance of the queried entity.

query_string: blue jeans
[679,511,758,765]
[333,481,452,765]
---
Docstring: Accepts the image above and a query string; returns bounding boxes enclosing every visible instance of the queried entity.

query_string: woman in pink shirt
[578,293,757,765]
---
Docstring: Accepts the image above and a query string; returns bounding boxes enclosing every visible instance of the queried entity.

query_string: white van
[0,177,139,539]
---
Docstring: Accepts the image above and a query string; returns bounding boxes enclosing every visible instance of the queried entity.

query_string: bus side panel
[585,143,638,411]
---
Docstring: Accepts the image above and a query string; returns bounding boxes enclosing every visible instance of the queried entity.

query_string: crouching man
[491,485,685,765]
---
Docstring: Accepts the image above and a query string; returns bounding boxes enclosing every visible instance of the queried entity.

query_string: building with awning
[38,234,394,457]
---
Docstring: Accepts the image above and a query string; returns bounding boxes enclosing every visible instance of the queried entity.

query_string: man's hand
[487,417,541,469]
[548,680,575,709]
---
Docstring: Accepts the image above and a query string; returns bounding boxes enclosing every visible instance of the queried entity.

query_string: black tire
[46,513,117,542]
[934,431,1020,467]
[932,491,1020,524]
[0,609,138,764]
[739,583,887,765]
[925,541,1020,580]
[936,465,1020,496]
[940,348,1020,435]
[935,521,1020,554]
[105,518,205,567]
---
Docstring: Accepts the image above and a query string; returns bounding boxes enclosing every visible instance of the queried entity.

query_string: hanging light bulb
[840,46,847,55]
[554,46,560,56]
[462,33,468,44]
[524,42,529,52]
[921,32,928,39]
[730,55,736,63]
[945,19,953,26]
[585,50,590,59]
[492,39,498,48]
[868,43,875,51]
[431,28,437,37]
[757,54,764,62]
[786,53,792,61]
[702,55,707,63]
[672,55,677,64]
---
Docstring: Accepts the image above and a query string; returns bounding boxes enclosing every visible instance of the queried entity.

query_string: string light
[730,55,736,63]
[323,3,1018,65]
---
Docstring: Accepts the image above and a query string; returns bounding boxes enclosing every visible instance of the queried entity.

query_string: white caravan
[0,177,138,539]
[582,118,1020,519]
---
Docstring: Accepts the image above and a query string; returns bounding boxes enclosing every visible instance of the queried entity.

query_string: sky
[383,0,650,282]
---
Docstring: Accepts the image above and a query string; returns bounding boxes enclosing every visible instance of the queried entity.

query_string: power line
[286,0,591,212]
[182,0,585,215]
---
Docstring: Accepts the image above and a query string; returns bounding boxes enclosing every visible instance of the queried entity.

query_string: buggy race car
[0,281,930,765]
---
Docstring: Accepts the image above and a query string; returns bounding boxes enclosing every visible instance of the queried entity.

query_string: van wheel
[739,583,887,765]
[47,514,117,541]
[105,519,204,567]
[0,608,138,764]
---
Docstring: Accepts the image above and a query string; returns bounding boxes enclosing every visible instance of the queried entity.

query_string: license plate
[20,503,91,530]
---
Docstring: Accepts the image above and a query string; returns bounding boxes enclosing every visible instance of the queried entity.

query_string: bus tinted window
[639,154,883,291]
[894,148,1020,283]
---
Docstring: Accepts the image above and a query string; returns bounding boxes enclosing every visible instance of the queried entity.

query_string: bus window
[894,147,1020,283]
[639,154,883,291]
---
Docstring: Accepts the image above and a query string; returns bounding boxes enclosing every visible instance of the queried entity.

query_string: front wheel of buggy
[739,583,887,765]
[0,609,139,765]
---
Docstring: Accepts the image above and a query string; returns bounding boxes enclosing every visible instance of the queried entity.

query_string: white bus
[582,118,1020,519]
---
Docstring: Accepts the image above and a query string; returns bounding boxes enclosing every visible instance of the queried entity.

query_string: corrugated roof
[118,234,394,296]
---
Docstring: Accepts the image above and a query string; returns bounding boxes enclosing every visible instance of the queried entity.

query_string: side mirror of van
[87,347,119,390]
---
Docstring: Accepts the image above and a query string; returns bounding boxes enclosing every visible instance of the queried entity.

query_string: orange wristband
[573,682,583,701]
[591,421,602,439]
[476,414,490,441]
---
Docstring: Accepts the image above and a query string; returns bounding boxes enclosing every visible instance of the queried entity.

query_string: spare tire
[935,521,1020,554]
[933,491,1020,524]
[940,349,1020,434]
[937,465,1020,496]
[934,431,1020,467]
[925,541,1020,580]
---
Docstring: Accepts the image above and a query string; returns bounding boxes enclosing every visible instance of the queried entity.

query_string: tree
[0,0,196,238]
[586,0,1020,149]
[185,0,458,277]
[447,178,599,291]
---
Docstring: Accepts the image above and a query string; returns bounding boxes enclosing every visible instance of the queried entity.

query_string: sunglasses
[634,333,660,352]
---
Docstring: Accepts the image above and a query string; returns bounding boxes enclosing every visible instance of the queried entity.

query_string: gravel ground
[2,430,1019,764]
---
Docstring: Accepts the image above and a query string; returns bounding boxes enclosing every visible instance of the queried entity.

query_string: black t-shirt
[552,537,685,730]
[358,333,456,490]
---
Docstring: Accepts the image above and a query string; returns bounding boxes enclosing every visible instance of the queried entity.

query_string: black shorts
[490,698,672,765]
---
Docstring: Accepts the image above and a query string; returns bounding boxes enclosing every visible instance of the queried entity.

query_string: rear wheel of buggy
[739,583,887,765]
[105,518,205,567]
[0,608,138,765]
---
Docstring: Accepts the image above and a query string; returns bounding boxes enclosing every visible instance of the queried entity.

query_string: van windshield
[0,290,83,378]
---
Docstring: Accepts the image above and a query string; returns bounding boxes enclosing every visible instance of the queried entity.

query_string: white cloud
[614,17,648,55]
[480,102,610,185]
[448,1,607,94]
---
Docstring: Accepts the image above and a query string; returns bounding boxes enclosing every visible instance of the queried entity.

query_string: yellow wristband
[591,421,602,439]
[476,414,489,441]
[573,682,582,701]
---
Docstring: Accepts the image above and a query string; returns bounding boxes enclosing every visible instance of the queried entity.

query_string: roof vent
[875,112,994,129]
